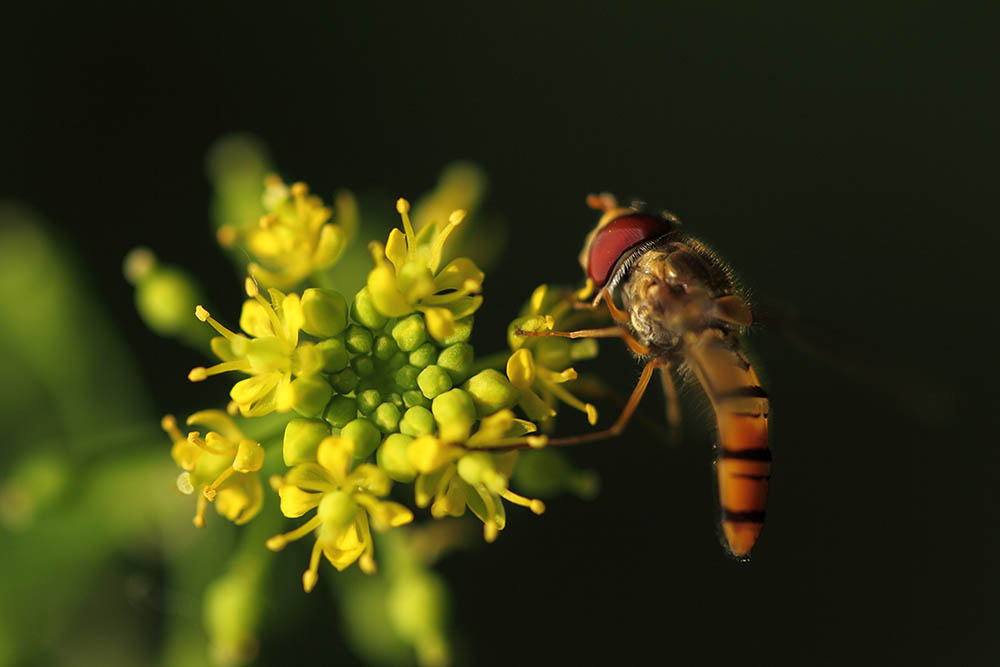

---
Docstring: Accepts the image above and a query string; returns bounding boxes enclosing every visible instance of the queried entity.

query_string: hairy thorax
[620,241,740,355]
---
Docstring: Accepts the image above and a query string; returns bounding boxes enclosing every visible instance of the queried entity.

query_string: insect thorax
[619,237,744,354]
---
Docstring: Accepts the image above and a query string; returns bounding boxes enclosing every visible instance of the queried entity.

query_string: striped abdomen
[685,329,771,557]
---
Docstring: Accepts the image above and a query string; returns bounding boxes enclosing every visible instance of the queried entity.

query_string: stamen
[266,514,322,551]
[356,513,377,574]
[190,360,252,383]
[202,467,235,501]
[500,489,546,515]
[161,415,185,443]
[195,306,239,340]
[539,376,599,424]
[396,198,416,245]
[186,432,236,456]
[472,484,499,543]
[302,540,323,593]
[193,493,207,528]
[428,210,466,273]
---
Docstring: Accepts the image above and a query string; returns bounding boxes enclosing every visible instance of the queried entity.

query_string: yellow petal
[367,264,415,317]
[433,257,484,292]
[506,348,536,387]
[278,485,323,518]
[284,462,336,493]
[317,436,353,483]
[385,228,408,270]
[422,307,455,343]
[239,299,274,338]
[233,439,264,472]
[347,464,392,497]
[407,436,457,474]
[368,500,414,531]
[230,372,281,406]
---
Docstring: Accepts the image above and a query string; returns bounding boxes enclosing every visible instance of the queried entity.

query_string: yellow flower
[266,436,414,592]
[219,176,356,289]
[366,198,483,342]
[188,278,329,418]
[506,285,600,429]
[406,410,546,542]
[162,411,264,527]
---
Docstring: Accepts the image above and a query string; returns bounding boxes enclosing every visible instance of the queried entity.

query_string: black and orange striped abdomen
[685,330,771,557]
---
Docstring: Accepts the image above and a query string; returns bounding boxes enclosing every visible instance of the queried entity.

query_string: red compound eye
[587,213,673,286]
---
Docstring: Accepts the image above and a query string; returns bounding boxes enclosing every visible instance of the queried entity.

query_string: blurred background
[1,2,993,666]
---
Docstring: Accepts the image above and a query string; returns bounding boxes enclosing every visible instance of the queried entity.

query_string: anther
[188,367,208,382]
[195,305,210,322]
[396,198,410,214]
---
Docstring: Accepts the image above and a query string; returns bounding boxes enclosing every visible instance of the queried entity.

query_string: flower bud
[325,395,358,428]
[399,406,435,437]
[345,324,374,355]
[408,342,438,369]
[438,315,473,345]
[288,375,334,418]
[463,369,520,417]
[457,452,507,492]
[417,365,453,399]
[352,286,390,329]
[431,389,476,442]
[301,288,348,337]
[292,341,324,377]
[341,418,381,459]
[436,343,474,384]
[402,390,430,409]
[394,365,421,391]
[373,402,402,434]
[377,433,417,482]
[131,261,203,337]
[374,334,399,361]
[283,419,331,465]
[331,368,359,394]
[315,337,349,372]
[392,314,427,352]
[357,389,382,415]
[351,355,376,378]
[384,349,408,373]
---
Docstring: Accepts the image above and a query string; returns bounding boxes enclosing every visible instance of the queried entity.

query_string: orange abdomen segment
[685,330,771,557]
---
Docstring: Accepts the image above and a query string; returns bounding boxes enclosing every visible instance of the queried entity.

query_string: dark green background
[2,2,992,665]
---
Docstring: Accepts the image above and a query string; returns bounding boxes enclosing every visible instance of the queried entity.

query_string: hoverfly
[518,193,770,557]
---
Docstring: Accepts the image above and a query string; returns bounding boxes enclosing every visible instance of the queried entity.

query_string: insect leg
[540,358,660,447]
[515,325,651,356]
[571,288,631,323]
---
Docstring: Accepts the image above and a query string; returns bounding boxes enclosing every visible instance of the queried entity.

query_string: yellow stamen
[428,210,465,273]
[472,484,500,543]
[161,415,184,443]
[195,306,239,341]
[576,277,596,301]
[266,514,323,551]
[539,375,598,423]
[356,512,377,574]
[193,493,207,528]
[302,540,322,592]
[396,198,416,243]
[500,489,546,515]
[202,467,235,501]
[188,367,208,382]
[186,432,235,456]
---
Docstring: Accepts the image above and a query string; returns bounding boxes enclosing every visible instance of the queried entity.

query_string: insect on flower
[518,193,771,558]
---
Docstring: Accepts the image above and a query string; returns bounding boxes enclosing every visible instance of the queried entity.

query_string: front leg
[515,323,651,357]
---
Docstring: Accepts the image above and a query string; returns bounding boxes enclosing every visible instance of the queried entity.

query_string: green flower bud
[318,490,358,529]
[462,369,520,416]
[438,315,473,346]
[436,343,474,384]
[331,368,359,394]
[374,335,399,361]
[402,390,430,409]
[388,392,404,408]
[352,355,376,378]
[384,350,409,373]
[399,406,435,437]
[377,433,417,482]
[373,402,402,434]
[283,419,331,466]
[352,287,389,329]
[301,288,348,338]
[345,324,374,355]
[392,314,427,352]
[431,389,476,442]
[315,337,349,372]
[408,342,437,369]
[341,418,381,459]
[289,375,334,418]
[394,365,421,390]
[417,365,453,399]
[357,389,382,415]
[325,395,358,428]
